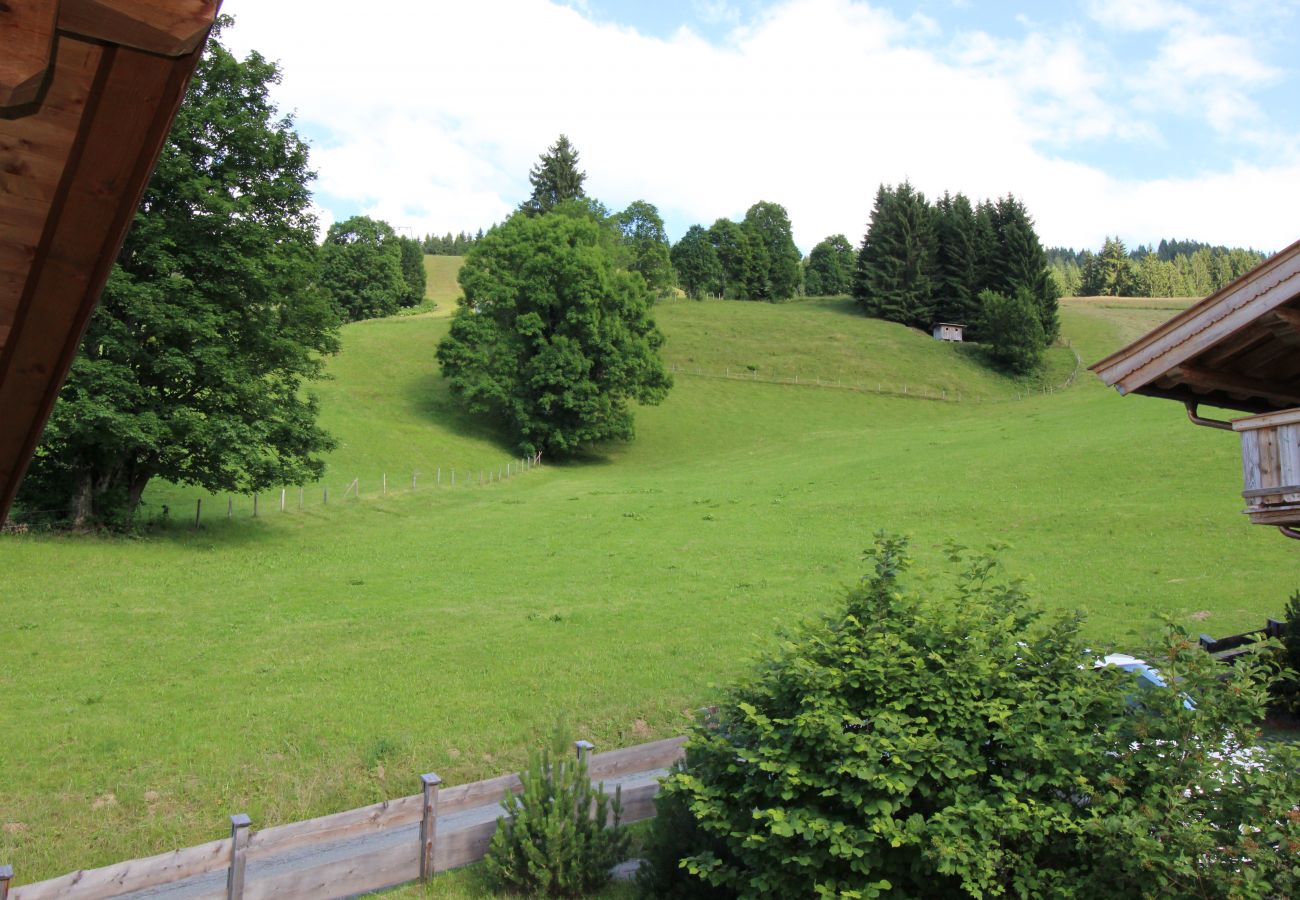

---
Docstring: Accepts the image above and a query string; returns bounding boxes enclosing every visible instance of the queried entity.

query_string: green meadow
[2,292,1295,883]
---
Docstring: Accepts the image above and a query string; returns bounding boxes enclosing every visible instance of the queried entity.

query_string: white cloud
[220,0,1300,253]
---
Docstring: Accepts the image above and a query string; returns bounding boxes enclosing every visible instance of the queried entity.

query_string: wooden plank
[1175,365,1300,409]
[1241,430,1261,496]
[438,772,522,817]
[0,33,206,524]
[246,794,422,861]
[1232,406,1300,432]
[241,841,418,900]
[588,736,685,781]
[1280,425,1300,503]
[0,0,57,107]
[616,781,662,825]
[10,838,230,900]
[434,820,497,873]
[1258,425,1279,492]
[58,0,217,57]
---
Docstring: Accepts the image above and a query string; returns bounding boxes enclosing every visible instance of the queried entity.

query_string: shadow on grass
[402,368,520,455]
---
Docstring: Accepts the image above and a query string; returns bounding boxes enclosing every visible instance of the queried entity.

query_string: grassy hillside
[3,296,1295,882]
[423,254,465,311]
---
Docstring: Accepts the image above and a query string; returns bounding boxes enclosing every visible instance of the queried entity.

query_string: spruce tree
[853,182,935,328]
[931,192,981,331]
[992,195,1059,341]
[523,134,587,216]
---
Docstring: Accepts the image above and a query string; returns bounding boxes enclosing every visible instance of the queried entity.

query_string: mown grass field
[2,293,1295,884]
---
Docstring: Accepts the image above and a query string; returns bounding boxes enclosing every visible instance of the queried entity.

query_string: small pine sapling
[484,724,630,898]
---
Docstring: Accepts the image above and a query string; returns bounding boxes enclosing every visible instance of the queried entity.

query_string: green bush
[484,725,630,898]
[978,287,1045,374]
[643,534,1300,899]
[1270,590,1300,714]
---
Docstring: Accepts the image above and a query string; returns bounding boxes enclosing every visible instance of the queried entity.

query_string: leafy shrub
[1269,589,1300,714]
[643,534,1300,899]
[978,287,1045,374]
[484,725,630,897]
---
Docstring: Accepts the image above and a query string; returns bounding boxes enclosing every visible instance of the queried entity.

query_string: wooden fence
[4,735,685,900]
[1199,618,1288,660]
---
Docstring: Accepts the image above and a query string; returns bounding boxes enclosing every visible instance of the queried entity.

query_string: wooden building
[1091,239,1300,539]
[0,0,218,524]
[932,322,965,342]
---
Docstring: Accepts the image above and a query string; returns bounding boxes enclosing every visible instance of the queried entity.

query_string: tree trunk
[125,472,152,519]
[70,472,95,530]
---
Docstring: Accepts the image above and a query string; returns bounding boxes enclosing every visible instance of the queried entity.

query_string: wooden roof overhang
[0,0,218,524]
[1091,239,1300,415]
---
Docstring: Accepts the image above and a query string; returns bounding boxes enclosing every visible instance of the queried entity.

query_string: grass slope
[2,296,1295,882]
[423,255,465,312]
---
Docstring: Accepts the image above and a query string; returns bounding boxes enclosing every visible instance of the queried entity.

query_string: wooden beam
[0,33,207,524]
[1270,305,1300,335]
[0,0,58,107]
[58,0,217,57]
[1174,365,1300,408]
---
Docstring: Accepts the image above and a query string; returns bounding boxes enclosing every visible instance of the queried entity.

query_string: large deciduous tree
[319,215,409,321]
[17,19,338,528]
[804,234,855,296]
[398,235,428,306]
[743,201,803,299]
[522,134,587,216]
[671,225,724,299]
[435,207,672,457]
[615,200,675,293]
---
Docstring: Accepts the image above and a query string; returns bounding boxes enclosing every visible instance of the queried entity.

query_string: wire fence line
[667,340,1084,405]
[3,453,544,532]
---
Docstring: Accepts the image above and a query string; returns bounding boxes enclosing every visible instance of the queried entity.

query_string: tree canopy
[319,215,411,321]
[435,207,672,457]
[671,225,723,299]
[615,200,674,293]
[853,182,936,328]
[804,234,854,296]
[743,201,803,300]
[397,235,427,306]
[522,134,587,216]
[17,19,338,528]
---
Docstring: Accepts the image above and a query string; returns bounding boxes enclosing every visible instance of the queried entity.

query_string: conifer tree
[932,192,981,330]
[742,201,802,299]
[853,182,936,328]
[523,134,587,216]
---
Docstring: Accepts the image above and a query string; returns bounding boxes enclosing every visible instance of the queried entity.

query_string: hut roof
[0,0,217,522]
[1090,239,1300,415]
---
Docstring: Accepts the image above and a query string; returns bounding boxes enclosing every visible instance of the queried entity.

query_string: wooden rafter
[1174,365,1300,408]
[59,0,217,57]
[0,0,58,107]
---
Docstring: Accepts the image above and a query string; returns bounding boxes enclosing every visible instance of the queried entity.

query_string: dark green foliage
[853,182,935,327]
[397,236,427,307]
[635,761,733,899]
[978,288,1046,374]
[1052,239,1265,299]
[1080,236,1136,297]
[644,534,1300,899]
[17,18,338,528]
[523,134,587,216]
[984,195,1060,341]
[422,230,480,255]
[672,225,724,299]
[708,218,759,300]
[484,725,630,898]
[319,216,409,321]
[743,201,802,299]
[435,208,672,457]
[1272,591,1300,714]
[804,234,854,297]
[615,200,675,293]
[931,192,981,332]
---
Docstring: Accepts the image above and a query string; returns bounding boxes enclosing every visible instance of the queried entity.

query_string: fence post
[280,489,286,512]
[413,472,418,491]
[299,487,304,510]
[227,497,233,518]
[252,494,258,518]
[419,773,442,881]
[575,739,594,763]
[195,498,202,528]
[437,466,441,485]
[226,814,251,900]
[452,470,456,487]
[1,864,12,900]
[324,486,328,505]
[383,474,387,496]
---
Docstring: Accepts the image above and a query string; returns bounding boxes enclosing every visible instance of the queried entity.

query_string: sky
[219,0,1300,255]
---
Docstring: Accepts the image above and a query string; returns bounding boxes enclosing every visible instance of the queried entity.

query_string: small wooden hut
[1091,239,1300,539]
[932,323,965,342]
[0,0,218,524]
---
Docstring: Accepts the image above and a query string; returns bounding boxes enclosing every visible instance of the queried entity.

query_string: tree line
[1048,237,1266,298]
[421,230,482,255]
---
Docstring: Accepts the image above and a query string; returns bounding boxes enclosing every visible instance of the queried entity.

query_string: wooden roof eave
[1090,239,1300,407]
[0,0,218,525]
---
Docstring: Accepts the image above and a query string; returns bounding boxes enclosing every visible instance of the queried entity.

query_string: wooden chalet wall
[0,0,218,524]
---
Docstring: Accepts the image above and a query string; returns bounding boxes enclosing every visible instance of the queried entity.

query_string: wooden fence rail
[6,736,685,900]
[1199,617,1288,660]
